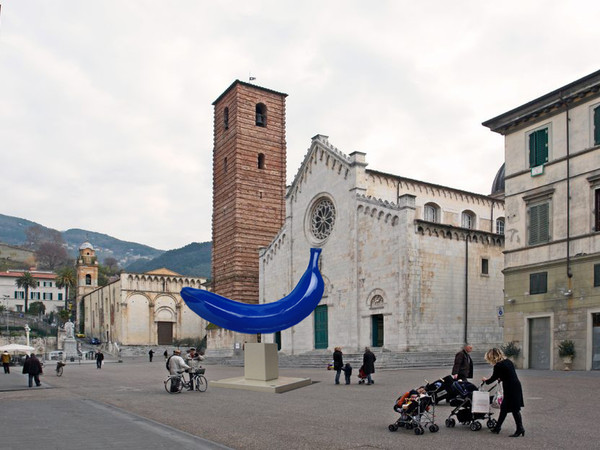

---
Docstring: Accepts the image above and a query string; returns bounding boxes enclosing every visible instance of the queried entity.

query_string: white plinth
[244,343,278,381]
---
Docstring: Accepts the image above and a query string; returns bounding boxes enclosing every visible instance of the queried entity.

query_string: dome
[491,163,505,196]
[79,241,94,251]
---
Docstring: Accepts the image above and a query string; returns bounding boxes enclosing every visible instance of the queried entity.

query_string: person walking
[1,350,11,374]
[163,349,168,360]
[332,347,344,385]
[452,344,473,381]
[483,347,525,437]
[343,363,352,385]
[95,350,104,369]
[363,347,376,385]
[22,353,43,387]
[148,349,154,362]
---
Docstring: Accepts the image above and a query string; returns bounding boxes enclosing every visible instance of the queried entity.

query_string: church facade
[259,135,505,354]
[78,242,208,346]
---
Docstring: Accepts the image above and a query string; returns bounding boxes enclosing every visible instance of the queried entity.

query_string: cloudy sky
[1,1,598,250]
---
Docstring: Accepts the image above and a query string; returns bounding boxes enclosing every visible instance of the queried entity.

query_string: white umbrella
[0,343,35,353]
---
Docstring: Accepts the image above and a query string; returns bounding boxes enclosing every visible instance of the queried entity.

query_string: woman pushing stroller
[482,347,525,437]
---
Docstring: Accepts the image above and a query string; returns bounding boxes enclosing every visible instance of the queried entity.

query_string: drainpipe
[464,235,469,344]
[564,97,573,284]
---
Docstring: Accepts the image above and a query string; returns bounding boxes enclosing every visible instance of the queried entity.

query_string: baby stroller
[389,389,439,435]
[357,366,367,384]
[445,381,498,431]
[424,375,456,404]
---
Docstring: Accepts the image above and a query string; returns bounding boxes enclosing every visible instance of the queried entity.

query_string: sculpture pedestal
[211,343,311,393]
[63,338,79,360]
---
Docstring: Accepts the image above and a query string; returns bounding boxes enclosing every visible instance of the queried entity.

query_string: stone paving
[1,357,599,449]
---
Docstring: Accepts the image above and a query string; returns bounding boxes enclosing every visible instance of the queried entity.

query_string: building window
[462,211,475,229]
[224,157,228,174]
[224,107,229,130]
[528,202,550,245]
[530,272,548,294]
[255,103,267,127]
[424,203,439,223]
[595,189,600,232]
[528,127,549,168]
[14,291,24,299]
[481,258,489,275]
[30,292,40,300]
[594,105,600,146]
[310,197,336,241]
[86,274,91,285]
[496,218,505,235]
[16,305,23,312]
[594,264,600,287]
[58,293,63,301]
[258,153,265,169]
[43,293,53,300]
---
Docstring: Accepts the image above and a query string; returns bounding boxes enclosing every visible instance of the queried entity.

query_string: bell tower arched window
[224,107,229,130]
[258,153,265,169]
[255,103,267,127]
[85,274,91,286]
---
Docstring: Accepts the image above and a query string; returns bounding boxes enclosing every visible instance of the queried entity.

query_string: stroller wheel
[388,424,398,432]
[445,418,456,428]
[487,419,497,429]
[429,424,439,433]
[414,427,423,436]
[470,422,479,431]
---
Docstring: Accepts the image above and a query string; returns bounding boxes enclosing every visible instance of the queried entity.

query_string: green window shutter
[594,107,600,146]
[529,202,550,245]
[529,132,536,167]
[594,264,600,287]
[529,128,548,167]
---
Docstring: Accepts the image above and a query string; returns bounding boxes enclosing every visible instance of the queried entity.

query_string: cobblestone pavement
[1,358,599,449]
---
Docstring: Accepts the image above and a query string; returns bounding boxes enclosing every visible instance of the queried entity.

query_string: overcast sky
[1,1,598,250]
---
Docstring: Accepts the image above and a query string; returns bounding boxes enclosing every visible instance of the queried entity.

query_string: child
[343,363,352,385]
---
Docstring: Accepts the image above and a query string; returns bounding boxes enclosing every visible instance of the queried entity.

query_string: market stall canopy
[0,343,35,353]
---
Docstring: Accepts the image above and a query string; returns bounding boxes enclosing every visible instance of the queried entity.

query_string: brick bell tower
[211,81,287,309]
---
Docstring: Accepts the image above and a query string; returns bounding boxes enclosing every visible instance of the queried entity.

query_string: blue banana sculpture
[180,248,324,334]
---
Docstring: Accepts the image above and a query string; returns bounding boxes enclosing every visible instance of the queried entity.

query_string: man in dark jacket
[23,353,43,387]
[452,344,473,381]
[95,350,104,369]
[363,347,376,385]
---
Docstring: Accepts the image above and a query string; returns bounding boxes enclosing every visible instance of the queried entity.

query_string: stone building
[259,134,505,354]
[0,269,67,313]
[209,80,287,351]
[77,242,208,346]
[483,69,600,370]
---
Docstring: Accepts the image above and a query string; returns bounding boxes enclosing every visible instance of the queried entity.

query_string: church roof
[144,268,182,276]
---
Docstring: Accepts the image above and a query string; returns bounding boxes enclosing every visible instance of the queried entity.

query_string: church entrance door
[314,305,328,349]
[157,322,173,345]
[372,314,384,347]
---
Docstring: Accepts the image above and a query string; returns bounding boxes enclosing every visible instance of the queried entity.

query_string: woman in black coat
[483,348,525,437]
[363,347,376,385]
[332,347,344,385]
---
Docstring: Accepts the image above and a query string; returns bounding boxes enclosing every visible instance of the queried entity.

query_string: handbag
[327,361,334,370]
[491,384,504,409]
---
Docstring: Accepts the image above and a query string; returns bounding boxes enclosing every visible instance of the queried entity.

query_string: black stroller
[389,389,439,435]
[445,380,498,431]
[424,375,456,404]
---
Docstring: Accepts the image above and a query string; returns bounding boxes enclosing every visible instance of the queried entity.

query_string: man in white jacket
[166,349,191,390]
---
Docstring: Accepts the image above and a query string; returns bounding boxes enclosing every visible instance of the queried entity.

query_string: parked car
[76,333,86,339]
[89,338,101,345]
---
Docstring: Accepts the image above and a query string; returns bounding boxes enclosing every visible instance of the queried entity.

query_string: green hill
[0,213,211,277]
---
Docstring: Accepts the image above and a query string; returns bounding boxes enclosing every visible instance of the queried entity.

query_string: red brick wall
[211,82,287,304]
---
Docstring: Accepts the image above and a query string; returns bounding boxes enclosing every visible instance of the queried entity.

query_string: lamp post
[2,295,8,333]
[24,324,31,348]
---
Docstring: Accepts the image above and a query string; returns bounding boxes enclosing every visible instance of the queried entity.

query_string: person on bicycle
[166,349,191,390]
[185,348,204,390]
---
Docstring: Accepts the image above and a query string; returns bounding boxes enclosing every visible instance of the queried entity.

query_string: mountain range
[0,213,211,278]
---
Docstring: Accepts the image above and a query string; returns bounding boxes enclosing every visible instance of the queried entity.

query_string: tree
[28,301,46,315]
[36,242,70,270]
[15,272,38,313]
[55,266,76,310]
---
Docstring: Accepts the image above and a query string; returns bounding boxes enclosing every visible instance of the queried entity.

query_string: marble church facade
[259,135,505,354]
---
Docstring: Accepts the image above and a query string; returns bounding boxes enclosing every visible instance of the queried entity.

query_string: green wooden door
[314,305,328,349]
[275,331,281,351]
[372,314,384,347]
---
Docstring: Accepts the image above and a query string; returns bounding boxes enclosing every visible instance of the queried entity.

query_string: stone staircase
[202,349,488,371]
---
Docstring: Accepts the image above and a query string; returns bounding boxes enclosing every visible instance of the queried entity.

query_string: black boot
[492,410,507,434]
[509,411,525,437]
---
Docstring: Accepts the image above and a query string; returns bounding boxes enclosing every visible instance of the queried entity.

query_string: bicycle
[164,368,208,394]
[56,361,66,377]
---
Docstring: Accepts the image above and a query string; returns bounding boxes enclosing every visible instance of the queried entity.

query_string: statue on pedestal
[64,320,75,339]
